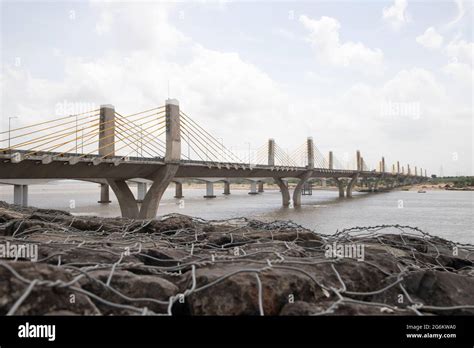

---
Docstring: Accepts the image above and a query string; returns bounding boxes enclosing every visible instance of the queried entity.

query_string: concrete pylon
[98,183,111,203]
[402,166,405,175]
[223,181,230,195]
[99,105,115,158]
[174,181,183,198]
[381,157,385,173]
[258,182,264,193]
[407,164,411,176]
[98,105,115,204]
[334,178,345,198]
[138,99,181,218]
[293,170,314,206]
[307,137,314,169]
[274,177,290,206]
[397,161,400,174]
[268,139,275,166]
[108,99,181,219]
[415,166,418,176]
[249,181,258,195]
[165,99,181,163]
[346,173,359,198]
[328,151,333,170]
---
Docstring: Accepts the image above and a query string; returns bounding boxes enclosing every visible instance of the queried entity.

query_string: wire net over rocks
[0,201,473,316]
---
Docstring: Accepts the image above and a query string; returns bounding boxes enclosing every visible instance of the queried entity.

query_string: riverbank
[0,201,473,316]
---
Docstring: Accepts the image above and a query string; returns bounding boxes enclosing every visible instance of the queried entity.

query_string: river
[1,181,472,244]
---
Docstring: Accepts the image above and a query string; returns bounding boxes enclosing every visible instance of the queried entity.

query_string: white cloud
[442,61,474,85]
[445,0,467,28]
[0,2,471,175]
[299,15,384,74]
[382,0,409,30]
[445,38,474,64]
[416,27,444,49]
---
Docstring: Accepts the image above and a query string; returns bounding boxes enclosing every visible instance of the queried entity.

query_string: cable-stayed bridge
[0,99,428,218]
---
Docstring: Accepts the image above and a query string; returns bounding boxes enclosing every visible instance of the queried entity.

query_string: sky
[0,0,473,176]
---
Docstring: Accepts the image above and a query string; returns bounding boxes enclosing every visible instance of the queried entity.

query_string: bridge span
[0,99,428,218]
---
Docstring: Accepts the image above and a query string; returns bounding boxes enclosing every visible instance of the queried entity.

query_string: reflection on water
[1,181,472,244]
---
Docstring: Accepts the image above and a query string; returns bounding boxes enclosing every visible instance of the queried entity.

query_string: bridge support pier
[136,182,147,203]
[249,181,258,195]
[98,183,111,203]
[258,182,264,193]
[139,164,179,219]
[223,181,230,195]
[107,179,139,218]
[346,174,359,198]
[334,178,346,198]
[174,182,183,198]
[204,182,216,198]
[293,171,314,206]
[274,177,290,206]
[13,184,28,207]
[321,178,327,188]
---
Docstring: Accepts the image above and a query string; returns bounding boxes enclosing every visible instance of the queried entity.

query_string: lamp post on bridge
[8,116,18,149]
[245,141,251,166]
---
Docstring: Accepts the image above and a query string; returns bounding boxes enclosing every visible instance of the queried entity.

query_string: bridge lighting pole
[356,150,361,171]
[8,116,18,149]
[75,115,78,154]
[245,142,251,165]
[218,137,224,162]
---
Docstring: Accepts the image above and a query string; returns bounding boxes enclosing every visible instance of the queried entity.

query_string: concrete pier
[334,178,345,198]
[136,182,147,203]
[13,184,28,206]
[204,181,216,198]
[98,183,111,203]
[274,177,290,206]
[223,181,230,195]
[258,182,264,193]
[248,181,258,195]
[174,181,183,198]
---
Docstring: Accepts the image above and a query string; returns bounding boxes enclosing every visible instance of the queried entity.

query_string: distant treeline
[430,176,474,187]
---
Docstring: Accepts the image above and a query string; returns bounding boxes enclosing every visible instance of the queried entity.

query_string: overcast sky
[1,0,472,175]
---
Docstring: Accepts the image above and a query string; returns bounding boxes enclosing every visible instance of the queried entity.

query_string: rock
[380,271,474,315]
[0,261,100,315]
[80,270,178,315]
[0,201,472,316]
[179,265,324,315]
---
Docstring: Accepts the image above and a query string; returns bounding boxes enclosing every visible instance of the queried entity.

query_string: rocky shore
[0,201,473,316]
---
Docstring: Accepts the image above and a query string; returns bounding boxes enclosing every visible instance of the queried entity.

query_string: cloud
[382,0,409,30]
[445,0,467,28]
[299,15,384,74]
[416,27,444,49]
[442,61,474,85]
[0,2,471,175]
[445,38,474,64]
